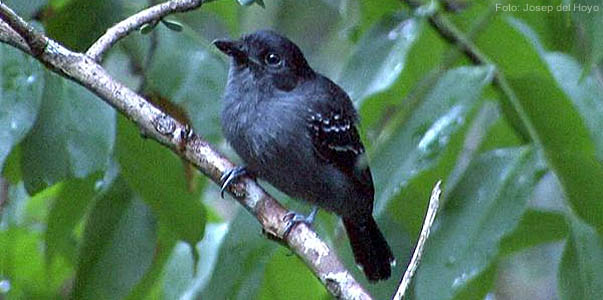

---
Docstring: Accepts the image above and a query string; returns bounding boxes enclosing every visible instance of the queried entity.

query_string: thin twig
[0,17,30,54]
[0,3,46,55]
[86,0,204,62]
[392,180,442,300]
[0,4,370,299]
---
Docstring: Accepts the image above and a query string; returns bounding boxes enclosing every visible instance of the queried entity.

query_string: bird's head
[213,30,314,91]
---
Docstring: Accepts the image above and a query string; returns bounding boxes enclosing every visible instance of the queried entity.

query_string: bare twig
[0,4,370,299]
[0,16,31,54]
[86,0,203,62]
[392,180,442,300]
[0,3,45,56]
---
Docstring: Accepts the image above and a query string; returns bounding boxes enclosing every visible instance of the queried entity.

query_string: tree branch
[392,180,442,300]
[0,3,370,299]
[0,16,31,54]
[86,0,204,62]
[0,3,45,56]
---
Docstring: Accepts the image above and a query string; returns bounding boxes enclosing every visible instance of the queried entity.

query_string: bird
[213,30,395,282]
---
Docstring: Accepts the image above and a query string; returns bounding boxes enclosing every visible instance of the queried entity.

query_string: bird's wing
[306,100,374,198]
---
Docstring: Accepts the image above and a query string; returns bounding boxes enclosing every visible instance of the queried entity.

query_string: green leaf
[126,224,178,300]
[45,170,111,265]
[0,228,70,298]
[237,0,264,7]
[163,223,228,299]
[452,261,497,300]
[45,0,124,51]
[545,52,603,161]
[338,12,419,105]
[139,22,157,35]
[0,44,44,168]
[161,19,184,32]
[477,16,552,78]
[73,177,156,300]
[372,66,494,231]
[358,0,401,34]
[2,146,22,184]
[162,242,195,299]
[358,21,448,131]
[115,116,206,247]
[483,17,603,234]
[558,214,603,300]
[0,228,43,298]
[471,16,557,140]
[508,74,603,233]
[23,182,56,224]
[414,147,545,300]
[500,209,568,255]
[185,0,240,37]
[507,0,574,52]
[198,211,277,299]
[478,113,523,152]
[258,247,326,299]
[145,26,227,143]
[49,0,76,10]
[0,183,71,298]
[21,73,115,194]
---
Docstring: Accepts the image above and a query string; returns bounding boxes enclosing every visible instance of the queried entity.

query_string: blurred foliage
[1,0,603,299]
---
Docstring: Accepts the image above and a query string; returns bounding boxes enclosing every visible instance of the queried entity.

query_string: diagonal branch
[0,14,31,54]
[0,3,370,299]
[0,2,45,56]
[86,0,203,62]
[393,180,442,300]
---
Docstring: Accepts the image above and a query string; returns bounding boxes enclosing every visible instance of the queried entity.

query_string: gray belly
[227,123,349,214]
[221,96,360,216]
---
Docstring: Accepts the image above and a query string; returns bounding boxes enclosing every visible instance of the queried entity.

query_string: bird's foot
[283,206,318,238]
[220,166,248,198]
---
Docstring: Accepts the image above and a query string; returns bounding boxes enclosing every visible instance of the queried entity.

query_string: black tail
[343,215,395,282]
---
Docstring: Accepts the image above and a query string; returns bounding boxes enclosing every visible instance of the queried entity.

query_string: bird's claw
[282,206,318,238]
[220,166,247,198]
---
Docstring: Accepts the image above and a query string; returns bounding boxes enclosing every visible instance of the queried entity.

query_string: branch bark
[86,0,203,62]
[0,4,34,54]
[0,2,370,299]
[392,180,442,300]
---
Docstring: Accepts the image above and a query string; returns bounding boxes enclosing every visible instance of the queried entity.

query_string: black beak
[213,39,246,60]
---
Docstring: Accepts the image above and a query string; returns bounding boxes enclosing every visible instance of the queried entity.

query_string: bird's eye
[264,53,282,66]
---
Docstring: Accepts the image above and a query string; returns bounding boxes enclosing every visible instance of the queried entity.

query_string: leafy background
[1,0,602,299]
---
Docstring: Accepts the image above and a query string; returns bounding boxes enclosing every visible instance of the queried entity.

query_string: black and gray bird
[214,30,395,282]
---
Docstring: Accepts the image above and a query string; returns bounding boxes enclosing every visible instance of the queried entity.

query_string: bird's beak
[213,39,246,60]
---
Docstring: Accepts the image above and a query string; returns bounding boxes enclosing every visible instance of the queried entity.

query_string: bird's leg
[283,206,319,238]
[220,166,248,198]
